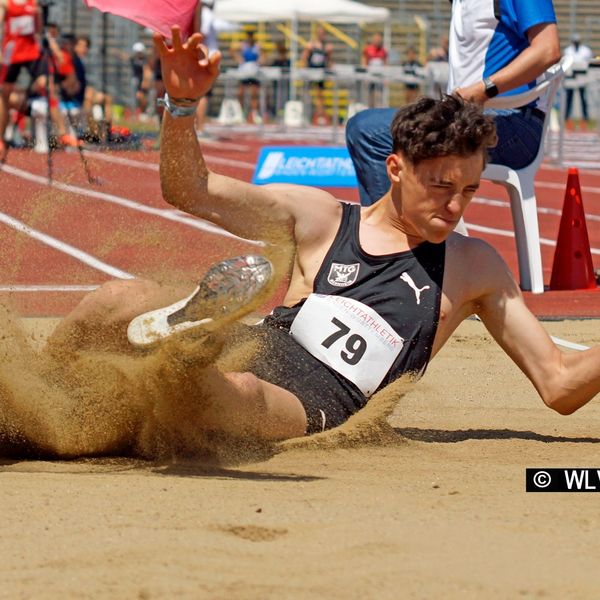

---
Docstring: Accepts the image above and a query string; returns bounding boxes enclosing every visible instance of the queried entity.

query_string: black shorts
[4,58,43,84]
[240,78,260,87]
[231,323,367,435]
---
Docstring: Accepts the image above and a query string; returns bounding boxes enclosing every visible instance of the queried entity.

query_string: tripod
[35,0,96,183]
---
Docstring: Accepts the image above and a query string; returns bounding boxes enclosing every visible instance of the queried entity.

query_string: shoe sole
[127,255,272,347]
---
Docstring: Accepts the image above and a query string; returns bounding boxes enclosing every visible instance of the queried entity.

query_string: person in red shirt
[361,32,388,108]
[362,32,388,68]
[0,0,42,159]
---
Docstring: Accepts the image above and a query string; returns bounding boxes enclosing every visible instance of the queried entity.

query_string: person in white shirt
[563,33,594,127]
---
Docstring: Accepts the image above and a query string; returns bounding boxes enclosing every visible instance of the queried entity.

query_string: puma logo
[400,272,430,305]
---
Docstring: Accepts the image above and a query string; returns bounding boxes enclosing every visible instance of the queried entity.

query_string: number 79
[321,317,367,365]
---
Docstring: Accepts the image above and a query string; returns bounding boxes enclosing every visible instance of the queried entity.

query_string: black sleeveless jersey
[307,46,327,68]
[263,202,445,392]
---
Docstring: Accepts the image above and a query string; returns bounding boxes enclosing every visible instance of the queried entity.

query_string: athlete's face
[387,152,483,243]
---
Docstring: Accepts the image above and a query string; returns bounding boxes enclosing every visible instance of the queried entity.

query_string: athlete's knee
[347,109,394,162]
[74,278,155,324]
[346,110,368,147]
[347,108,386,139]
[227,371,263,400]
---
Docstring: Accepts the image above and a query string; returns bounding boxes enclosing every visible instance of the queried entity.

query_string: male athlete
[39,26,600,453]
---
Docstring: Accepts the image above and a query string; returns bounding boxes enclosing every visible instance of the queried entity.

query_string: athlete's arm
[474,248,600,415]
[0,0,6,51]
[154,27,339,246]
[325,43,334,69]
[257,43,265,67]
[456,23,561,104]
[300,43,311,68]
[34,0,42,35]
[360,48,368,68]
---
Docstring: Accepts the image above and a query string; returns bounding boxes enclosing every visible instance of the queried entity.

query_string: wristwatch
[483,77,499,98]
[157,93,200,118]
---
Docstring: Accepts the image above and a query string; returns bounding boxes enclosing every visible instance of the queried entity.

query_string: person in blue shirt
[234,30,263,123]
[346,0,561,206]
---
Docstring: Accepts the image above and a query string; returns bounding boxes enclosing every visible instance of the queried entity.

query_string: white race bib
[289,294,404,397]
[9,15,35,36]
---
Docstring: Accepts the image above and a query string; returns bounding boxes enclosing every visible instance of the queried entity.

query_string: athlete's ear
[386,152,404,184]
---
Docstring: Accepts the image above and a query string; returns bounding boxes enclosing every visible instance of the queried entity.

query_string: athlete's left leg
[48,254,272,356]
[46,278,193,355]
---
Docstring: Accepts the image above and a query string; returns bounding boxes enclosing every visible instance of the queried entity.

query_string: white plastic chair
[479,56,573,294]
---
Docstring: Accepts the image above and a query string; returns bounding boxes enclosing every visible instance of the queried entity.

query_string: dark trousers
[565,86,589,121]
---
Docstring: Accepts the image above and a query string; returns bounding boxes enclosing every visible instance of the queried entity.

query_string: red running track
[0,137,598,318]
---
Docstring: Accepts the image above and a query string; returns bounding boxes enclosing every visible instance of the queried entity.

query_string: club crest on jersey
[327,263,360,287]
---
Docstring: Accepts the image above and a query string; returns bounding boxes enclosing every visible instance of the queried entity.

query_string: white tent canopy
[214,0,390,24]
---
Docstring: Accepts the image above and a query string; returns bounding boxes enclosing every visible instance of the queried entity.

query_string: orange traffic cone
[549,167,597,290]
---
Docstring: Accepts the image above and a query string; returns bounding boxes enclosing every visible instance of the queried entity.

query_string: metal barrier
[218,63,430,141]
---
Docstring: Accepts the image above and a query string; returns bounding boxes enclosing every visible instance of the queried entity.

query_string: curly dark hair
[390,94,497,165]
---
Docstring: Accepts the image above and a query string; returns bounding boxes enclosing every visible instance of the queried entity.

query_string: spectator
[271,39,290,69]
[362,32,387,68]
[193,0,219,136]
[270,39,290,116]
[401,46,423,104]
[74,35,104,141]
[361,31,388,108]
[37,21,82,148]
[0,0,43,160]
[56,33,86,140]
[346,0,560,207]
[426,34,449,97]
[563,33,593,130]
[427,34,449,62]
[74,35,90,64]
[130,41,151,119]
[233,30,263,124]
[152,45,165,124]
[301,26,333,125]
[61,34,86,109]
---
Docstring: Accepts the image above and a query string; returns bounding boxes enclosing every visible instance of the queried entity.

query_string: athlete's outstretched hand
[153,25,221,101]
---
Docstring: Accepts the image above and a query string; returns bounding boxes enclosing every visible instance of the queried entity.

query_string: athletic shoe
[59,134,83,148]
[127,255,272,347]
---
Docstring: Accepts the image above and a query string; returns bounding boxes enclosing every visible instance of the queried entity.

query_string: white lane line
[548,161,600,170]
[472,196,600,222]
[0,285,100,292]
[464,221,600,255]
[198,137,252,152]
[84,149,256,171]
[0,212,134,279]
[0,163,263,246]
[529,179,600,194]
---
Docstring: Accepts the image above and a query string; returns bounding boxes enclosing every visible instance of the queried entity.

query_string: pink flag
[84,0,198,38]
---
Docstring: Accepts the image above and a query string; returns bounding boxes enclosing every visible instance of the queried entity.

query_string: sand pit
[1,317,600,598]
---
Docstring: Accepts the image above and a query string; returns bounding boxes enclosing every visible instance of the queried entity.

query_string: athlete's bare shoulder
[444,232,517,304]
[261,183,342,235]
[259,184,344,258]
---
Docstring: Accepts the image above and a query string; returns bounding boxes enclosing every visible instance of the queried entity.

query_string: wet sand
[1,317,599,599]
